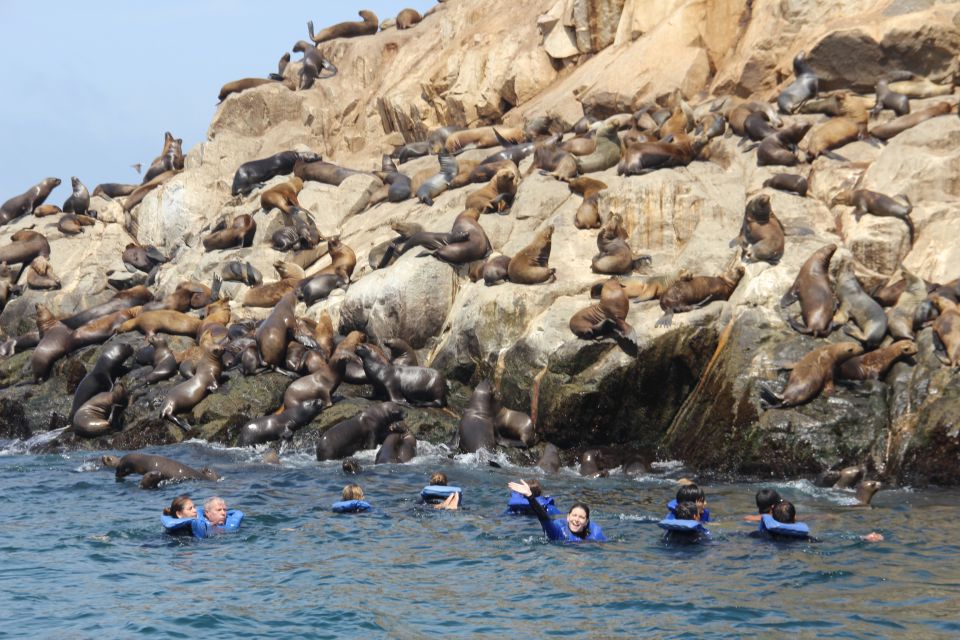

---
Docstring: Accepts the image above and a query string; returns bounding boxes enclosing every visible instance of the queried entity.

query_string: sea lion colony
[0,5,957,490]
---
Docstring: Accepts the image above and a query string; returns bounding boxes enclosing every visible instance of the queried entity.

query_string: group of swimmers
[161,475,882,543]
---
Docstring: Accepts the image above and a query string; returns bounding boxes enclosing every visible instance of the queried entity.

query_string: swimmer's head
[674,501,699,521]
[772,500,796,524]
[430,471,447,486]
[163,494,196,519]
[342,483,364,501]
[676,483,705,504]
[567,502,590,535]
[756,488,782,514]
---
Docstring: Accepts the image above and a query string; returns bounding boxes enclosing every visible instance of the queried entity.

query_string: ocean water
[1,440,957,639]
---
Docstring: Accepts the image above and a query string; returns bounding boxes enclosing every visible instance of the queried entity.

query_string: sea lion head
[199,467,221,481]
[100,455,121,468]
[856,480,882,506]
[745,194,771,222]
[894,340,918,357]
[104,342,135,363]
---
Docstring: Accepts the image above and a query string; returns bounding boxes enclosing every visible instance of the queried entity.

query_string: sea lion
[57,212,97,235]
[742,111,779,142]
[142,132,184,183]
[591,214,648,275]
[777,51,818,114]
[760,342,864,409]
[763,173,808,197]
[25,256,61,290]
[781,244,837,337]
[0,229,50,266]
[160,343,224,430]
[755,121,811,166]
[307,10,378,44]
[396,8,422,29]
[283,351,352,413]
[0,177,61,224]
[870,79,910,118]
[440,127,524,154]
[734,194,785,263]
[355,343,447,407]
[122,243,167,276]
[202,214,257,250]
[62,176,91,216]
[838,339,917,380]
[61,286,154,329]
[375,428,418,463]
[314,236,356,278]
[869,101,953,140]
[33,204,62,217]
[144,335,179,384]
[507,225,556,285]
[579,449,608,477]
[369,222,422,270]
[92,183,138,199]
[242,261,305,308]
[537,442,561,473]
[218,78,282,103]
[886,267,928,340]
[296,270,349,305]
[480,254,512,286]
[116,310,202,337]
[931,295,960,367]
[232,150,321,196]
[291,40,338,90]
[464,165,519,212]
[569,176,607,229]
[459,380,497,453]
[72,384,128,439]
[71,307,142,348]
[316,401,405,461]
[293,158,367,187]
[494,406,535,448]
[111,452,220,489]
[728,101,782,136]
[260,176,303,214]
[69,343,134,421]
[657,264,745,327]
[390,141,431,164]
[575,123,622,174]
[255,291,298,368]
[375,155,413,203]
[421,208,491,264]
[122,169,180,214]
[835,265,887,347]
[570,278,636,343]
[617,136,705,175]
[802,93,869,159]
[238,400,324,446]
[222,261,262,286]
[30,304,74,381]
[832,189,914,245]
[415,153,458,206]
[383,338,418,367]
[590,271,688,302]
[855,480,882,506]
[832,466,864,490]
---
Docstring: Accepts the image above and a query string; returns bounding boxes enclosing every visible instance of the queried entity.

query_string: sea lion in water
[570,278,636,344]
[25,256,61,290]
[316,401,405,461]
[160,343,224,430]
[458,380,497,453]
[832,189,914,245]
[537,443,561,473]
[33,204,62,217]
[507,225,556,285]
[308,10,378,44]
[763,173,808,197]
[71,307,142,348]
[69,343,134,421]
[931,295,960,367]
[781,244,837,337]
[109,452,220,489]
[869,101,952,140]
[72,384,128,439]
[0,177,61,224]
[777,51,818,114]
[760,342,864,409]
[202,214,257,250]
[375,428,418,463]
[62,176,91,216]
[835,264,887,347]
[355,343,447,407]
[656,265,745,327]
[232,150,321,196]
[734,194,784,264]
[855,480,882,506]
[838,340,916,380]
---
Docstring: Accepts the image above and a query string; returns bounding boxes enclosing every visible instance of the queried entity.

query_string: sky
[0,0,437,202]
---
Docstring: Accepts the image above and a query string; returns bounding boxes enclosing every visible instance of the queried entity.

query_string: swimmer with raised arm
[508,479,606,542]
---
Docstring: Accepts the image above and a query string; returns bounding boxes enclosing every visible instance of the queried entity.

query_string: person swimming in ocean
[507,479,606,542]
[666,482,711,522]
[161,495,243,539]
[504,478,561,516]
[744,487,782,523]
[423,471,460,510]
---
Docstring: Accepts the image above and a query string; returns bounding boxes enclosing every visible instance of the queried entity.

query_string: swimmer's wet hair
[342,483,364,501]
[772,500,796,524]
[676,483,705,503]
[756,488,782,514]
[430,471,447,486]
[675,501,698,520]
[526,479,543,497]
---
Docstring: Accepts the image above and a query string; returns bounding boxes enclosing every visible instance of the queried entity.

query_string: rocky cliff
[2,0,959,485]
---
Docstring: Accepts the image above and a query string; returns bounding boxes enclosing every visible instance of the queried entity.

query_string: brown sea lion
[62,176,91,216]
[255,291,298,368]
[869,101,953,140]
[116,310,201,337]
[57,212,96,235]
[283,351,353,412]
[590,270,689,301]
[291,40,338,90]
[617,136,705,175]
[293,158,367,187]
[832,189,914,245]
[72,384,128,438]
[25,256,61,290]
[110,452,219,488]
[123,169,180,214]
[760,342,864,409]
[143,132,184,183]
[72,307,142,348]
[0,177,61,224]
[802,93,869,159]
[218,78,279,103]
[383,338,418,367]
[763,173,808,197]
[735,194,785,263]
[756,122,811,167]
[559,135,596,157]
[202,214,257,250]
[144,335,179,384]
[464,165,519,213]
[121,243,167,276]
[33,204,62,217]
[855,480,882,506]
[242,261,305,308]
[30,304,74,381]
[575,123,622,174]
[232,150,320,197]
[355,343,447,407]
[160,343,224,430]
[314,236,356,278]
[538,442,561,473]
[656,264,745,327]
[375,428,418,463]
[396,8,422,29]
[742,110,779,142]
[221,261,262,286]
[777,51,818,113]
[92,183,138,199]
[838,340,917,380]
[308,10,378,44]
[481,254,512,286]
[931,295,960,367]
[570,278,636,344]
[886,267,928,340]
[834,265,887,348]
[591,213,648,275]
[494,406,535,448]
[0,230,50,266]
[260,177,303,214]
[316,402,405,461]
[728,101,781,136]
[458,380,497,453]
[507,225,556,285]
[422,208,490,264]
[440,127,525,154]
[62,286,154,329]
[569,176,607,229]
[69,342,134,421]
[781,244,837,337]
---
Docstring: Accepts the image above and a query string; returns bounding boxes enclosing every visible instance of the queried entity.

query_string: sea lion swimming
[781,244,837,338]
[760,342,864,409]
[255,291,299,369]
[458,380,497,453]
[0,177,61,225]
[107,452,220,489]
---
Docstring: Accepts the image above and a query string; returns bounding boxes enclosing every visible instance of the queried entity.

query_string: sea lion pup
[838,339,917,380]
[232,150,320,196]
[25,256,61,290]
[396,8,422,29]
[372,155,413,203]
[0,230,50,268]
[71,383,129,438]
[727,101,782,137]
[780,244,837,337]
[734,194,785,264]
[931,295,960,367]
[464,164,519,213]
[458,380,497,453]
[122,242,168,276]
[0,177,61,224]
[57,212,97,235]
[832,189,914,245]
[108,453,220,489]
[760,341,864,409]
[755,121,811,167]
[617,135,706,175]
[260,176,303,214]
[869,101,953,141]
[835,264,887,347]
[570,277,636,344]
[144,335,179,384]
[202,214,257,251]
[656,264,745,327]
[33,204,62,217]
[740,110,779,142]
[122,169,181,214]
[142,132,184,183]
[62,176,91,216]
[355,343,447,407]
[92,183,138,199]
[242,261,304,307]
[160,342,224,430]
[763,173,808,197]
[422,208,491,264]
[415,152,458,206]
[296,268,349,306]
[886,267,929,340]
[802,92,870,159]
[69,342,134,420]
[508,225,556,285]
[383,337,417,367]
[478,254,511,286]
[870,78,910,118]
[591,213,649,275]
[30,304,75,382]
[569,176,607,229]
[222,260,262,286]
[307,9,378,44]
[777,50,818,113]
[291,40,338,90]
[0,265,22,311]
[575,123,622,174]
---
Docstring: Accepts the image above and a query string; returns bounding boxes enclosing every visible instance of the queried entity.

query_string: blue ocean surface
[0,440,957,639]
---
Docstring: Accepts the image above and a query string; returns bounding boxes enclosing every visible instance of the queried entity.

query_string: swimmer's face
[206,500,227,526]
[567,507,588,534]
[176,499,197,519]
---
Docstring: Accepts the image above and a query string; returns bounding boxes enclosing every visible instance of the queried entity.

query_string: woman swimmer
[429,471,460,510]
[163,495,197,519]
[508,479,606,542]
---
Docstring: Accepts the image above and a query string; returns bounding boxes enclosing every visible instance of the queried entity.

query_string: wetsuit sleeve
[589,524,607,542]
[526,495,565,541]
[222,510,244,532]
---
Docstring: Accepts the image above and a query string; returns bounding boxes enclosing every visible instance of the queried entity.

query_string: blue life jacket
[666,499,711,523]
[332,499,372,513]
[658,517,710,541]
[160,514,195,536]
[541,517,607,543]
[504,491,561,516]
[189,507,245,539]
[758,514,810,539]
[420,485,462,504]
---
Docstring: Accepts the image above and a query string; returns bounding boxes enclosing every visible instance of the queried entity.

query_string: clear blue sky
[0,1,436,202]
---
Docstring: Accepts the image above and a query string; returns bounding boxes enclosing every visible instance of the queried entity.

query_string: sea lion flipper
[758,383,784,410]
[654,312,674,328]
[140,471,164,490]
[780,287,799,308]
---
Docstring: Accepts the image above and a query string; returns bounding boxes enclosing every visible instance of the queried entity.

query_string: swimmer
[744,487,781,522]
[661,501,711,542]
[505,478,561,516]
[192,496,244,538]
[508,479,606,542]
[333,483,372,513]
[426,471,460,510]
[667,483,711,522]
[162,495,197,520]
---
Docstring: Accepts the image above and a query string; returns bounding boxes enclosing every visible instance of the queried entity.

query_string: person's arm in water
[508,480,565,541]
